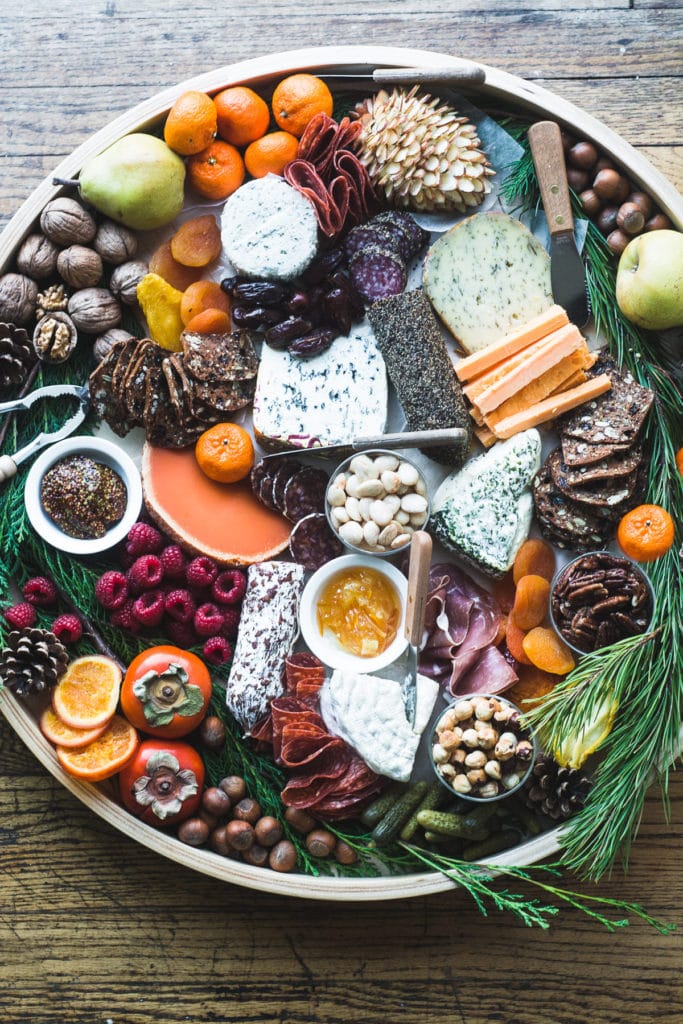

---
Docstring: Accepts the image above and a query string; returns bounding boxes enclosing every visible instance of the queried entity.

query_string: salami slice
[297,113,341,177]
[289,512,344,570]
[333,150,376,221]
[284,160,344,237]
[349,245,407,303]
[373,211,429,259]
[250,459,277,509]
[271,458,304,512]
[282,466,330,523]
[344,224,403,261]
[285,652,326,697]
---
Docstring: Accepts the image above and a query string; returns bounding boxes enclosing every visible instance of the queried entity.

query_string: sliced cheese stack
[455,304,612,445]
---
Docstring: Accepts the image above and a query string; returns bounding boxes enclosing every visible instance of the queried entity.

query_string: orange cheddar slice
[455,304,569,382]
[483,348,597,429]
[492,374,612,439]
[549,368,588,394]
[474,324,585,415]
[474,424,498,448]
[463,332,558,403]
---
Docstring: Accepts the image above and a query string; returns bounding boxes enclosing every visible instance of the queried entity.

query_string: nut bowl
[325,449,430,559]
[24,435,143,556]
[431,693,537,803]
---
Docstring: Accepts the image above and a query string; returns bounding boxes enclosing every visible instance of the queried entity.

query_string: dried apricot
[512,574,551,631]
[522,627,575,675]
[513,538,556,584]
[505,614,531,665]
[184,309,231,334]
[507,664,557,710]
[170,215,222,268]
[180,280,230,325]
[149,240,204,292]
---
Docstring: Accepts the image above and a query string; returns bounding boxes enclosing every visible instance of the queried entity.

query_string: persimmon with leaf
[120,645,212,739]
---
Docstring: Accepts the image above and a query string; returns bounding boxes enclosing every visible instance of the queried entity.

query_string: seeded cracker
[560,350,654,446]
[367,288,472,466]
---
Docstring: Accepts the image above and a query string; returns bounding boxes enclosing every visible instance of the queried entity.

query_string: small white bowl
[299,554,408,673]
[25,435,143,556]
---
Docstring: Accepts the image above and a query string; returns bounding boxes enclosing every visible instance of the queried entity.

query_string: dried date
[288,328,336,359]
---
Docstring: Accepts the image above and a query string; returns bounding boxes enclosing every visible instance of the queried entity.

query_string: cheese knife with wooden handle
[402,530,433,727]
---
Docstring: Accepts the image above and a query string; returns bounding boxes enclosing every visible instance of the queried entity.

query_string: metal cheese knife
[402,530,433,727]
[261,426,468,462]
[528,120,591,328]
[321,63,486,87]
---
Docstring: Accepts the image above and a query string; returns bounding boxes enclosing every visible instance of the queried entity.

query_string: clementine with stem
[617,504,675,562]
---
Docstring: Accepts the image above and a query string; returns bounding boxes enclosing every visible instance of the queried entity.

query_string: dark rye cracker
[560,350,654,446]
[558,443,643,487]
[182,329,259,383]
[368,288,472,467]
[533,462,611,551]
[548,448,638,509]
[561,434,633,467]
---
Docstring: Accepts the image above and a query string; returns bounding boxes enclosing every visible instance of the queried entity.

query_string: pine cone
[0,322,35,386]
[524,753,591,821]
[0,628,69,697]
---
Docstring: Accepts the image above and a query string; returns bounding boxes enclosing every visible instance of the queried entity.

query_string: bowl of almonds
[325,449,430,558]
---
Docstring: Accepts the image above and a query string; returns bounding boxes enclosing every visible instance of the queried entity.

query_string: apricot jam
[316,565,401,658]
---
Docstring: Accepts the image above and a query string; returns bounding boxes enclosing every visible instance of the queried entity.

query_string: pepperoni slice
[285,651,326,698]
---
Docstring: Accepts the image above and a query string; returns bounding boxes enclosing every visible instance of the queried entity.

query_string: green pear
[616,229,683,331]
[78,134,186,231]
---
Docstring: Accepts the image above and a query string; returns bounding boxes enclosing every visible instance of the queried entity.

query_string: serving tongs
[0,382,90,483]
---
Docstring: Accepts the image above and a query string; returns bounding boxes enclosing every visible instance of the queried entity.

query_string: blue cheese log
[319,669,439,782]
[220,175,318,281]
[423,212,553,355]
[430,429,542,578]
[252,323,388,450]
[225,561,305,733]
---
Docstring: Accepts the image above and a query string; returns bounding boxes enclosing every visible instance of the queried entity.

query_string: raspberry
[22,577,58,607]
[132,589,166,628]
[220,607,241,639]
[203,636,233,666]
[119,546,136,570]
[3,603,37,630]
[95,570,129,610]
[164,589,196,623]
[211,569,247,606]
[186,556,219,591]
[128,555,164,593]
[194,602,224,637]
[160,544,187,580]
[110,599,141,634]
[125,521,164,556]
[165,618,199,649]
[51,613,83,644]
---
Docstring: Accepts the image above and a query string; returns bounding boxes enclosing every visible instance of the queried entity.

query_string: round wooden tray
[1,45,681,901]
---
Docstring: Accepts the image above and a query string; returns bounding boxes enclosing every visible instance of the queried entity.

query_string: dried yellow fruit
[136,272,184,351]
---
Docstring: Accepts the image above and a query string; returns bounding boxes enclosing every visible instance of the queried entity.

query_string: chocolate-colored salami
[282,466,330,523]
[289,512,344,571]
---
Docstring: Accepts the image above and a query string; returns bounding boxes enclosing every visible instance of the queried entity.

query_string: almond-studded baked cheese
[423,212,553,355]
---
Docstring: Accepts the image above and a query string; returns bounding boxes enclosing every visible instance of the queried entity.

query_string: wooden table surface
[1,4,682,1022]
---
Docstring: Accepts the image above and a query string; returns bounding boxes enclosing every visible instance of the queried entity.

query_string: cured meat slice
[333,150,376,221]
[272,458,304,511]
[373,211,429,259]
[224,562,305,732]
[344,224,403,261]
[289,512,344,570]
[349,246,407,302]
[250,459,274,502]
[282,466,329,523]
[297,113,342,177]
[285,652,326,698]
[284,160,344,237]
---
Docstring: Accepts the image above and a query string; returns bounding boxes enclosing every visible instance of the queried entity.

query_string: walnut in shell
[40,197,97,246]
[109,260,148,305]
[57,246,103,289]
[93,327,136,362]
[33,311,78,363]
[0,273,39,326]
[94,220,138,265]
[16,234,60,280]
[68,287,122,333]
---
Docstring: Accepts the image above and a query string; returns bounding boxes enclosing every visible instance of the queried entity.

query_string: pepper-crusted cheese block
[220,175,318,281]
[423,213,553,355]
[367,288,472,467]
[319,670,439,782]
[430,429,542,577]
[252,323,388,450]
[225,561,305,733]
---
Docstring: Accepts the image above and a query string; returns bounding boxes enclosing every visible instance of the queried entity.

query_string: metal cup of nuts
[325,449,430,557]
[431,693,537,802]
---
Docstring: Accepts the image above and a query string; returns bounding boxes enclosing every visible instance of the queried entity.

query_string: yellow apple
[616,229,683,331]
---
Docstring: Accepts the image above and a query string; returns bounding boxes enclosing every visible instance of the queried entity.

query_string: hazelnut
[593,168,630,203]
[334,840,358,866]
[0,273,38,325]
[197,715,226,750]
[578,189,602,218]
[606,229,631,256]
[94,219,138,265]
[567,141,598,170]
[560,129,576,153]
[16,233,60,280]
[254,816,283,848]
[177,817,210,847]
[201,786,231,818]
[268,840,297,873]
[93,328,136,363]
[242,843,269,868]
[626,192,653,220]
[305,828,336,858]
[218,775,246,803]
[232,797,261,824]
[597,205,619,236]
[32,311,77,363]
[284,806,317,834]
[40,196,96,246]
[644,213,673,232]
[225,819,255,851]
[566,167,590,193]
[68,287,121,333]
[617,202,645,236]
[109,260,148,305]
[594,156,615,173]
[57,245,103,289]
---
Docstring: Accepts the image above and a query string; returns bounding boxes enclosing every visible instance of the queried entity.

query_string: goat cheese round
[220,175,318,281]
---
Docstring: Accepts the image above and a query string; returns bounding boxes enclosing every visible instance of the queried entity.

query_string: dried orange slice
[52,655,122,730]
[56,715,139,782]
[40,706,108,749]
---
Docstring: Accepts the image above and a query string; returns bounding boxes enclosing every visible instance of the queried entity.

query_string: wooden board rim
[0,44,678,900]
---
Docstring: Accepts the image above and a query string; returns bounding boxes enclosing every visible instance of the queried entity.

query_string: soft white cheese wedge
[220,175,318,280]
[253,323,388,449]
[430,429,542,578]
[319,669,439,782]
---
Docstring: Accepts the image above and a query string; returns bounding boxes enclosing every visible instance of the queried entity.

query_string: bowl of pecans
[549,550,655,656]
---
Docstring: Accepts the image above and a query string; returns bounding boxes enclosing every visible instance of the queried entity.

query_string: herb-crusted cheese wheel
[220,175,318,280]
[423,212,553,355]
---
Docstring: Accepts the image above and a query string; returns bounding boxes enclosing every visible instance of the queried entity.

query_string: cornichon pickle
[399,781,445,842]
[504,797,542,836]
[462,830,521,862]
[370,781,429,847]
[359,783,406,828]
[416,809,493,841]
